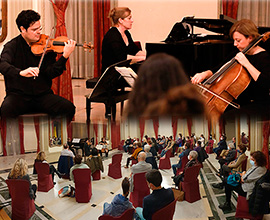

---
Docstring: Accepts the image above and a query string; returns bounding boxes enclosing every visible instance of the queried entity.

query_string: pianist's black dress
[101,27,140,73]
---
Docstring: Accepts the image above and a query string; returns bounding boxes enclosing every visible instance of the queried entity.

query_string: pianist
[126,53,205,117]
[191,19,270,116]
[101,7,146,73]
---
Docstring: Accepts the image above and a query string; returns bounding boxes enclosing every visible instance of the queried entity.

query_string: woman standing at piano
[191,19,270,115]
[101,7,146,73]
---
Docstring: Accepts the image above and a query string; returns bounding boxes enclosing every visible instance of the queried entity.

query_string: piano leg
[86,97,91,122]
[112,104,116,121]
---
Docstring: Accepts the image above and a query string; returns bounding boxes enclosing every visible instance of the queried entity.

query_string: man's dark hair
[122,177,130,197]
[91,147,98,156]
[145,169,162,187]
[238,144,247,153]
[63,143,68,149]
[74,154,82,164]
[16,10,40,32]
[185,142,190,149]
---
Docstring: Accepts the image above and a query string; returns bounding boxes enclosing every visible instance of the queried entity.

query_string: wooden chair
[108,153,123,179]
[130,172,150,207]
[73,169,92,203]
[98,208,135,220]
[35,162,54,192]
[152,199,177,220]
[6,179,36,220]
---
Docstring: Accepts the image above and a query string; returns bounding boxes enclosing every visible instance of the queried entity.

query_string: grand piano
[146,15,270,77]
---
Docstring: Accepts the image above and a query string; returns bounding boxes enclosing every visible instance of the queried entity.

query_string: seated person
[172,142,191,176]
[84,139,93,157]
[123,136,133,153]
[219,151,267,211]
[157,136,166,151]
[136,170,174,220]
[8,158,37,200]
[213,144,247,189]
[213,134,227,158]
[217,143,237,174]
[160,136,174,157]
[144,145,153,158]
[173,150,199,187]
[86,148,104,174]
[130,152,152,192]
[99,137,109,157]
[103,177,133,217]
[34,151,63,184]
[124,142,143,168]
[69,154,89,182]
[61,143,75,158]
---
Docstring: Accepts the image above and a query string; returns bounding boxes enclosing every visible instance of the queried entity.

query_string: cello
[196,31,270,121]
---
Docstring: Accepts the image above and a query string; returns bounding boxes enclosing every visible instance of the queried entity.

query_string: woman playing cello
[191,19,270,116]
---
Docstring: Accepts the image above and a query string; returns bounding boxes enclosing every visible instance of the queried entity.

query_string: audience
[8,158,37,200]
[86,148,104,174]
[130,152,152,192]
[69,154,89,182]
[136,169,174,220]
[103,177,133,217]
[124,142,143,168]
[219,151,267,211]
[34,151,63,184]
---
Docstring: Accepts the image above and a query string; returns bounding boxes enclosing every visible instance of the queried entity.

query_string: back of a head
[92,147,98,156]
[36,151,45,161]
[144,144,151,152]
[10,158,28,179]
[74,154,82,164]
[138,151,146,161]
[122,177,130,197]
[146,169,162,187]
[16,10,40,31]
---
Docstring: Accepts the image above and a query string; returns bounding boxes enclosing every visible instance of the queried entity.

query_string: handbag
[171,183,184,202]
[227,171,241,187]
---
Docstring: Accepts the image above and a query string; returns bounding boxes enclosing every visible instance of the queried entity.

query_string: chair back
[183,164,201,183]
[177,155,189,173]
[35,162,54,192]
[57,155,74,179]
[73,169,92,203]
[98,208,135,220]
[146,156,158,169]
[6,179,36,220]
[118,140,125,151]
[112,153,122,164]
[152,199,177,220]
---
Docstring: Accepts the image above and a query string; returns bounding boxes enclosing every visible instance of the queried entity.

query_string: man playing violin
[191,19,270,117]
[0,9,76,119]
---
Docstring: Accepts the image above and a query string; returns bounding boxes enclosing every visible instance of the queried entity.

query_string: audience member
[61,143,75,158]
[8,158,37,200]
[219,151,267,211]
[34,151,63,184]
[69,154,89,182]
[160,136,174,157]
[99,137,109,157]
[123,136,133,152]
[144,145,153,158]
[173,150,199,187]
[136,169,174,220]
[103,177,133,217]
[86,148,104,174]
[213,134,227,158]
[172,142,191,176]
[130,152,152,192]
[124,142,143,168]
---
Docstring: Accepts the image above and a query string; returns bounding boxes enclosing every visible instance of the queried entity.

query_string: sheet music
[115,67,137,87]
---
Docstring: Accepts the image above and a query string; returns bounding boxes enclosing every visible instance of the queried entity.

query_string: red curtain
[93,0,111,77]
[172,116,178,140]
[0,118,7,156]
[34,116,40,153]
[93,123,98,145]
[139,118,145,141]
[50,0,73,104]
[187,118,192,136]
[262,121,270,169]
[111,121,120,149]
[103,123,107,138]
[18,118,25,154]
[152,117,159,139]
[222,0,239,19]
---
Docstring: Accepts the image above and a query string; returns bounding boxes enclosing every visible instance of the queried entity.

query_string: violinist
[191,19,270,115]
[0,10,76,119]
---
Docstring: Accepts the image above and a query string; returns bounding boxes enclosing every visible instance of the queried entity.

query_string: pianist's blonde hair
[229,19,260,39]
[109,7,131,26]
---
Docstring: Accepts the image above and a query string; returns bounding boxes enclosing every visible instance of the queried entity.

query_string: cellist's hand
[235,52,250,68]
[191,70,213,84]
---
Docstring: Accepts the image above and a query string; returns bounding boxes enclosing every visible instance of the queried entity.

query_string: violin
[31,34,94,55]
[197,32,270,122]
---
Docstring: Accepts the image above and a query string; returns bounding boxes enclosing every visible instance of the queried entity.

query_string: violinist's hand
[191,70,213,84]
[20,67,39,78]
[63,39,76,58]
[235,52,250,68]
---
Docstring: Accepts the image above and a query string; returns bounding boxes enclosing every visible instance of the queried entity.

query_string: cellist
[191,19,270,116]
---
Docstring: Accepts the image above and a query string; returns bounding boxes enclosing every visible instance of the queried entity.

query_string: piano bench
[86,77,99,89]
